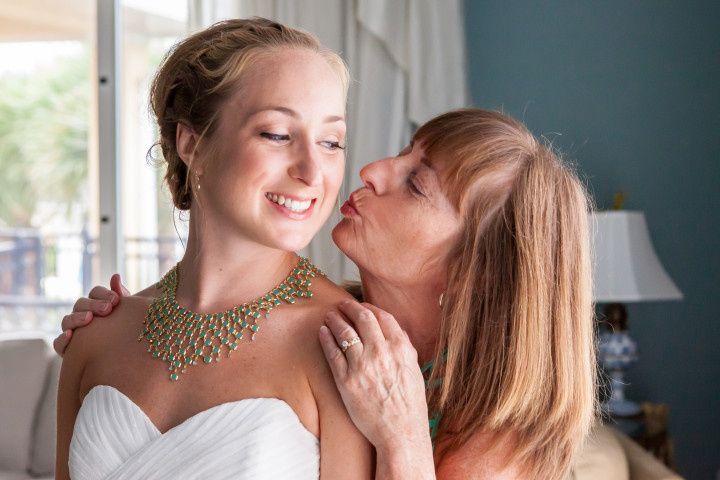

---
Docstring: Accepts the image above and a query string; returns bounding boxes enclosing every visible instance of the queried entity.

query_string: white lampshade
[592,211,683,303]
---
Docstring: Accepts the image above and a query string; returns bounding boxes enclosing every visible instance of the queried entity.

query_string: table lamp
[593,210,683,417]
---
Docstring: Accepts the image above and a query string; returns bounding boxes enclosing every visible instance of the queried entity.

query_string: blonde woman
[59,105,596,477]
[322,110,597,478]
[55,18,373,480]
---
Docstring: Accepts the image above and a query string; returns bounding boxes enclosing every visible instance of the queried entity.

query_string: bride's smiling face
[189,48,347,252]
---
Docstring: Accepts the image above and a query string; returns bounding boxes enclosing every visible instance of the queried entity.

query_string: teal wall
[463,1,720,478]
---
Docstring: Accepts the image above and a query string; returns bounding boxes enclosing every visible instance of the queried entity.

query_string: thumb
[110,273,131,297]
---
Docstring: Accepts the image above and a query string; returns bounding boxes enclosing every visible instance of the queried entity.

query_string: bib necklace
[138,256,323,381]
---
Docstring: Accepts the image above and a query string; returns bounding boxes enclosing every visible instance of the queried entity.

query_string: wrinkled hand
[52,274,130,356]
[318,299,432,453]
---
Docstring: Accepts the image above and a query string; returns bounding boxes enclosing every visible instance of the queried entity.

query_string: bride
[56,18,372,479]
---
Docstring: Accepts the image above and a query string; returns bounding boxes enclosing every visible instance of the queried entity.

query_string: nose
[359,157,394,194]
[288,141,323,187]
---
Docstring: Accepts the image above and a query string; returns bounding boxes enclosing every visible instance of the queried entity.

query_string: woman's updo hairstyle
[150,17,349,210]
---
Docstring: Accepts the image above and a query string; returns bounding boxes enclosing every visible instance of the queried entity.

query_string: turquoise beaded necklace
[138,256,323,381]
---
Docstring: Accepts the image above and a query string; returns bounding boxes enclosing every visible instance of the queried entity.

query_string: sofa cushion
[29,355,61,476]
[612,429,684,480]
[0,335,52,472]
[570,424,629,480]
[0,471,53,480]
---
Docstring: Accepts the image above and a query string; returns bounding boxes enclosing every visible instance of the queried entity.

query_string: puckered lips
[340,191,360,217]
[265,192,317,220]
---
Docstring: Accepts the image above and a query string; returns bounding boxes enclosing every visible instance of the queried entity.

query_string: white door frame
[96,0,124,282]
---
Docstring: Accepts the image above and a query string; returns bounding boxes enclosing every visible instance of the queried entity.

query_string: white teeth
[266,193,312,212]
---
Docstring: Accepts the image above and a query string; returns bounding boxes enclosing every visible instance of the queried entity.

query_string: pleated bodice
[69,385,319,479]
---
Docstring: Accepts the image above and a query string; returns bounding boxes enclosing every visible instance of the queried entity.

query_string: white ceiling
[0,0,186,42]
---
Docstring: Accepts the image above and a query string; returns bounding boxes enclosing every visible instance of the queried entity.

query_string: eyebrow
[248,106,345,124]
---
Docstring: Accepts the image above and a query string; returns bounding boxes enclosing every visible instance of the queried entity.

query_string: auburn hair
[149,17,349,210]
[418,109,597,479]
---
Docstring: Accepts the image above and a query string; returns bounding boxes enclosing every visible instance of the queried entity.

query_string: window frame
[97,0,124,282]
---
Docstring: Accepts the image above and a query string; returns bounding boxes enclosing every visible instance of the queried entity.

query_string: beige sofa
[0,334,59,480]
[0,334,683,480]
[571,422,684,480]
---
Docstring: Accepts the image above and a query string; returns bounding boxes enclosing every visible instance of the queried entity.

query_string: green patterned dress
[421,353,446,446]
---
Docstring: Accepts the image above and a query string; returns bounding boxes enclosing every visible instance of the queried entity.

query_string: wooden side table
[606,402,676,469]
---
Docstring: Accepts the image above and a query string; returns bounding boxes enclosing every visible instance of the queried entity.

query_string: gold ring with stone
[340,336,361,352]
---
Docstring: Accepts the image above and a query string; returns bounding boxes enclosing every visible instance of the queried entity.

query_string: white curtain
[189,0,469,281]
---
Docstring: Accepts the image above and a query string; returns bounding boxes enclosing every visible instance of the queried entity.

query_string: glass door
[0,1,97,334]
[119,0,189,293]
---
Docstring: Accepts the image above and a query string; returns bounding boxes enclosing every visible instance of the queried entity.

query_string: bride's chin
[256,225,311,253]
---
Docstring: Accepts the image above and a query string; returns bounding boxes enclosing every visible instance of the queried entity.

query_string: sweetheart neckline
[84,384,319,441]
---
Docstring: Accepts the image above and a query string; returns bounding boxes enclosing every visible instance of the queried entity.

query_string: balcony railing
[0,228,184,334]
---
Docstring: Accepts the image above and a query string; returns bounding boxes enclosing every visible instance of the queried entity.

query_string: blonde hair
[149,17,349,210]
[418,109,597,479]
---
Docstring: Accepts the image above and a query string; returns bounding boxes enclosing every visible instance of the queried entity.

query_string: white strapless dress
[69,385,319,479]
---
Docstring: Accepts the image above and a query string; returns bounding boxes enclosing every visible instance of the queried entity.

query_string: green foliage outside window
[0,51,89,228]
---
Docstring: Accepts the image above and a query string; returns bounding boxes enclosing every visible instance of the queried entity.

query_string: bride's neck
[174,215,298,313]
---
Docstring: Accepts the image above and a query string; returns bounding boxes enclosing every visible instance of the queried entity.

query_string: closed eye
[407,171,424,196]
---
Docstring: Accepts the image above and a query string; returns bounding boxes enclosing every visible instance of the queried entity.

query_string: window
[0,1,189,334]
[119,0,188,292]
[0,2,96,333]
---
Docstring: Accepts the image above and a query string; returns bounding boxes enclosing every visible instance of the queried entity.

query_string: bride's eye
[320,140,345,151]
[260,132,290,142]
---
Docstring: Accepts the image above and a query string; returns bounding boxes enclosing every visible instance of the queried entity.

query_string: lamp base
[599,304,641,418]
[602,368,641,417]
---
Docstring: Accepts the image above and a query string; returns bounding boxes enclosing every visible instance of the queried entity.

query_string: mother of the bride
[57,108,596,479]
[321,109,596,478]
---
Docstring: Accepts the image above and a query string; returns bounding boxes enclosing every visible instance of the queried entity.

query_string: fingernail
[84,311,91,320]
[64,329,72,338]
[319,325,329,334]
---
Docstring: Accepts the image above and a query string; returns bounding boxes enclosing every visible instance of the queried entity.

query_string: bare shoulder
[284,275,374,477]
[277,274,351,391]
[436,430,523,480]
[287,275,351,355]
[305,274,354,312]
[64,294,154,362]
